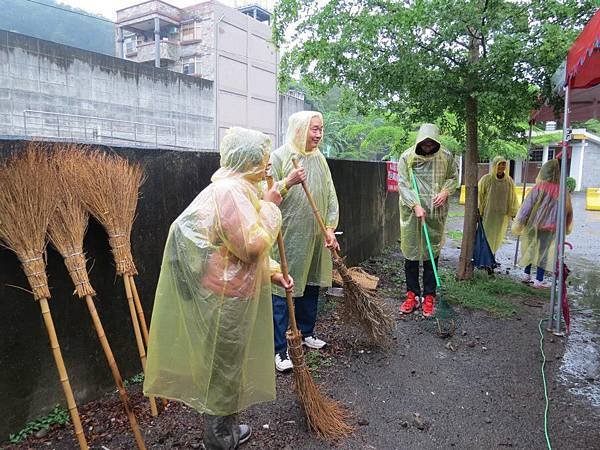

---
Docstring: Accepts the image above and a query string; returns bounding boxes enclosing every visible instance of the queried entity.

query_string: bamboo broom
[47,145,146,450]
[0,143,88,450]
[266,174,353,440]
[71,148,158,417]
[291,158,394,345]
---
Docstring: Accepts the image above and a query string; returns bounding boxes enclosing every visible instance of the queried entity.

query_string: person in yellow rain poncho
[144,127,294,450]
[398,124,458,318]
[268,111,340,372]
[512,159,573,289]
[478,156,520,256]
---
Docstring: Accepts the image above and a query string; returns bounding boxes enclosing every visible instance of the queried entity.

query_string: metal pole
[514,122,534,267]
[553,84,570,335]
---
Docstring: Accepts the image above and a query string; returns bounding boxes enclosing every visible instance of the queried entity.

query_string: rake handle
[291,157,340,259]
[410,171,441,288]
[266,174,299,334]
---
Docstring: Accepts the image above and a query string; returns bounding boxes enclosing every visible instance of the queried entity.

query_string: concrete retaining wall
[0,30,215,150]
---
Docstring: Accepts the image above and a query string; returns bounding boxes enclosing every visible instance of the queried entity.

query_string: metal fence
[22,110,179,148]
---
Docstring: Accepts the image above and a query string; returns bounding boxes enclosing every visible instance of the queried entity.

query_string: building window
[182,56,201,76]
[124,36,137,55]
[181,21,202,41]
[530,149,544,162]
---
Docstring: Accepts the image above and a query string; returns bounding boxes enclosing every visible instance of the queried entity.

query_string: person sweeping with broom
[144,127,293,449]
[398,123,458,317]
[268,110,340,372]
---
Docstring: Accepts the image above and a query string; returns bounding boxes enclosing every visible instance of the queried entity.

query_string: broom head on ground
[290,157,395,346]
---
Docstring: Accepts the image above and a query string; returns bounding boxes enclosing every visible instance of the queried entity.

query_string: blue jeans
[525,265,545,282]
[272,285,320,354]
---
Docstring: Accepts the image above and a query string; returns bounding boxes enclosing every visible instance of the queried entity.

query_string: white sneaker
[533,280,550,289]
[275,351,293,372]
[522,274,532,284]
[302,336,326,349]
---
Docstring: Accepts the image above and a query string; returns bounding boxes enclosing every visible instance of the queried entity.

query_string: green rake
[410,171,460,338]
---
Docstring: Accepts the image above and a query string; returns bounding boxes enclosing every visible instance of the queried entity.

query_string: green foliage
[9,405,70,444]
[304,350,333,373]
[124,372,145,387]
[274,0,596,277]
[566,177,576,193]
[583,119,600,135]
[531,132,564,146]
[0,0,114,55]
[441,270,546,317]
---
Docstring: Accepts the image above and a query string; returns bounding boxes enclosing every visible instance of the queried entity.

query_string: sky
[57,0,276,21]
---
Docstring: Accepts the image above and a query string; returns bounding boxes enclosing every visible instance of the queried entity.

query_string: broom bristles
[71,148,145,276]
[287,330,354,440]
[334,256,395,345]
[0,142,57,300]
[47,144,96,298]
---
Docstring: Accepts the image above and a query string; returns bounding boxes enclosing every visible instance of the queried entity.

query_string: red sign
[386,162,399,193]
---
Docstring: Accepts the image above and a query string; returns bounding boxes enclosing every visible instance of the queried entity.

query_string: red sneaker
[422,295,436,318]
[400,291,420,314]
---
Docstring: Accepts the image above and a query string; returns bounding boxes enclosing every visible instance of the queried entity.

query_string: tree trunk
[457,95,478,280]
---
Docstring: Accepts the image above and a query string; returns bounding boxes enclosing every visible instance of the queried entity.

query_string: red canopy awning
[567,9,600,89]
[532,9,600,123]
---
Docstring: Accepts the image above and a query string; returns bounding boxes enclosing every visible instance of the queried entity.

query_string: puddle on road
[559,259,600,407]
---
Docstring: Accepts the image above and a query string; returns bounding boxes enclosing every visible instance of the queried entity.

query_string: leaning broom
[47,145,146,449]
[267,173,353,440]
[291,158,394,345]
[0,144,88,449]
[71,148,158,416]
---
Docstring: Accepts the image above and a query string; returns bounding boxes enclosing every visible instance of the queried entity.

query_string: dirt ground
[3,241,599,450]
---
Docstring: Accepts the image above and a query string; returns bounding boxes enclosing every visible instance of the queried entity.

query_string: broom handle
[129,276,149,347]
[123,276,158,417]
[291,158,340,259]
[39,298,88,450]
[85,295,147,450]
[129,275,168,409]
[410,171,441,288]
[266,175,299,334]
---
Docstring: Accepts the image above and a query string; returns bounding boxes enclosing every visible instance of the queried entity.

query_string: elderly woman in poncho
[144,127,293,449]
[268,111,340,372]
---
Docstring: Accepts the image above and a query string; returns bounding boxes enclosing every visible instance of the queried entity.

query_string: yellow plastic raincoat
[398,124,458,261]
[144,127,283,415]
[512,159,573,272]
[269,111,339,297]
[478,156,520,253]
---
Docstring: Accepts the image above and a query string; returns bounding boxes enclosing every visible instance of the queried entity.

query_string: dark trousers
[405,258,438,297]
[525,264,545,282]
[272,285,319,354]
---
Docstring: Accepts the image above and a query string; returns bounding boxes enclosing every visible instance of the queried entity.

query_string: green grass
[304,350,333,374]
[447,230,463,240]
[440,270,546,317]
[448,210,465,218]
[9,405,70,444]
[124,372,145,387]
